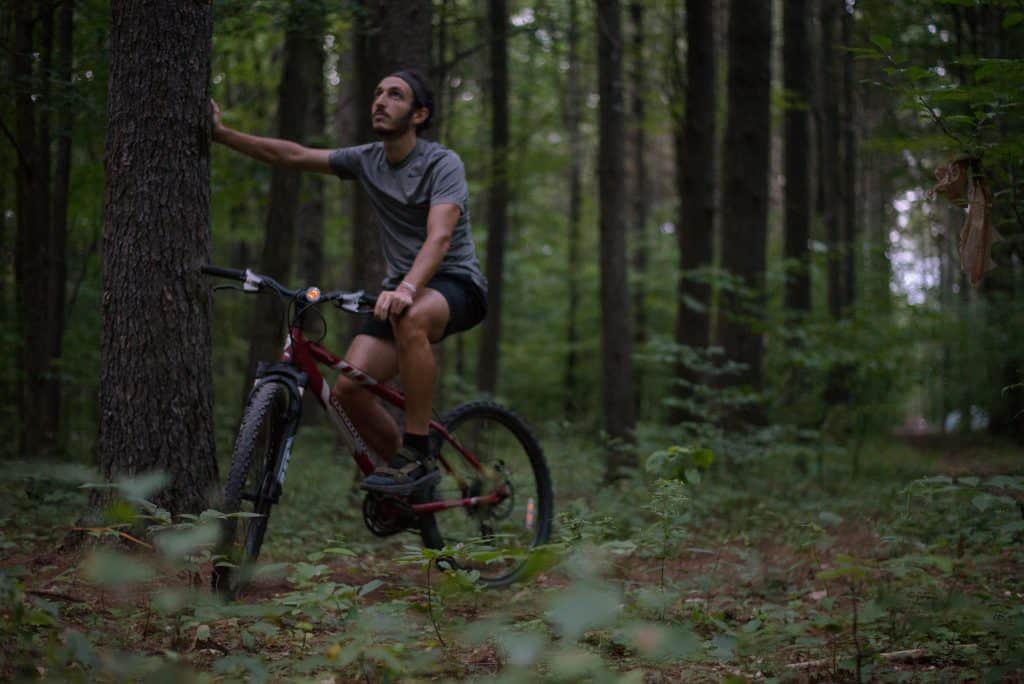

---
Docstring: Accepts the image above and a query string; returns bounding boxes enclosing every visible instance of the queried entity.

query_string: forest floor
[1,431,1022,682]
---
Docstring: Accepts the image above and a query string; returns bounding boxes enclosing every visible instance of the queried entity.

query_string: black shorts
[356,273,487,342]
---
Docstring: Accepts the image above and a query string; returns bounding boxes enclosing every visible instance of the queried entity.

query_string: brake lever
[335,290,372,314]
[213,284,246,293]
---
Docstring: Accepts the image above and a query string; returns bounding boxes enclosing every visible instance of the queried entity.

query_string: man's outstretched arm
[211,99,333,174]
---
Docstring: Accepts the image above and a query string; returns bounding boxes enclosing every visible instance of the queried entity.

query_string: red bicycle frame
[280,325,506,514]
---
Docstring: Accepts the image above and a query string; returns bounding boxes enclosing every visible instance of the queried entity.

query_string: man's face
[371,76,420,137]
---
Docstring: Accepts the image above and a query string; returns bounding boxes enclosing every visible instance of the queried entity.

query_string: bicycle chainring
[362,493,417,537]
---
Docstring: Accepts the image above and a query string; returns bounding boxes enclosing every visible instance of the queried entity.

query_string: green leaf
[358,579,383,597]
[116,471,170,502]
[870,34,892,52]
[153,522,220,559]
[819,511,843,528]
[711,633,737,661]
[546,581,622,641]
[1003,12,1024,30]
[496,630,546,666]
[83,550,154,587]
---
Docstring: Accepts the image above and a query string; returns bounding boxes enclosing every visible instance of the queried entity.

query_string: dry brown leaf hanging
[929,159,1001,286]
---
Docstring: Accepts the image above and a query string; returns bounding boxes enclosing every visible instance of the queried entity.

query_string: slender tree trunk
[101,0,217,514]
[840,3,857,310]
[564,0,583,420]
[719,0,772,397]
[596,0,636,477]
[245,0,324,387]
[672,0,716,423]
[784,0,811,314]
[629,1,649,416]
[48,0,73,449]
[477,0,508,396]
[819,0,842,318]
[14,0,62,458]
[296,30,326,287]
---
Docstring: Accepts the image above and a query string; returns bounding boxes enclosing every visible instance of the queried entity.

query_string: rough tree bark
[101,0,217,514]
[596,0,636,476]
[719,0,772,395]
[672,0,717,423]
[477,0,509,396]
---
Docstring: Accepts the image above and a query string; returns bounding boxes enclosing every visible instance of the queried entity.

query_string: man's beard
[374,108,415,139]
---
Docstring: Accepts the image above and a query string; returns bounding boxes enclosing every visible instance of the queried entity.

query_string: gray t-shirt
[328,139,487,297]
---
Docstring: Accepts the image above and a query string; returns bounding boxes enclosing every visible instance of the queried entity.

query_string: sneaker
[360,446,440,496]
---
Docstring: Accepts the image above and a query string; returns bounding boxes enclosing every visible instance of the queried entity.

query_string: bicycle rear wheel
[212,381,292,598]
[420,401,553,587]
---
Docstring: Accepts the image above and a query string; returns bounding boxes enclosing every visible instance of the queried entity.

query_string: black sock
[403,432,429,456]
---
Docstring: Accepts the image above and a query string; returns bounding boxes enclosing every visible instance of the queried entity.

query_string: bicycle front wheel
[420,401,553,587]
[212,380,292,598]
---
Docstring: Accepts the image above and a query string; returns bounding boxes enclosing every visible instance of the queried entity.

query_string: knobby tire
[211,381,292,599]
[419,401,553,587]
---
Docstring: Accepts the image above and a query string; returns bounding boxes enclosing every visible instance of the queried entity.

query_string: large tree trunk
[476,0,509,396]
[564,0,583,420]
[629,1,649,416]
[672,0,717,423]
[783,0,811,315]
[595,0,636,478]
[101,1,217,514]
[718,0,772,396]
[245,0,325,386]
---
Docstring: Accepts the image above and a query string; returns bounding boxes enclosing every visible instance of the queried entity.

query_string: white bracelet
[399,280,418,295]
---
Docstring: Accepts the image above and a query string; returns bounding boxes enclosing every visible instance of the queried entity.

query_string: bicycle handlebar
[201,264,377,314]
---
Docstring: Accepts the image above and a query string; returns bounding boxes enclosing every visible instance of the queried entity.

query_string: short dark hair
[390,68,434,132]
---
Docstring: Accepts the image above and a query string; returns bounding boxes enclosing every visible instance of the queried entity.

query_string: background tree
[245,0,326,387]
[718,0,772,398]
[595,0,636,477]
[818,0,843,319]
[784,0,811,316]
[12,0,72,459]
[563,0,584,420]
[629,0,649,414]
[672,0,717,422]
[477,0,509,396]
[100,1,218,514]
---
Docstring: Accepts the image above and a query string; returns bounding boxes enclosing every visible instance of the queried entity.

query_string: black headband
[390,69,431,112]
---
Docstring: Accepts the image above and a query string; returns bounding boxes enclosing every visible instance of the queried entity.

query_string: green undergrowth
[0,433,1022,682]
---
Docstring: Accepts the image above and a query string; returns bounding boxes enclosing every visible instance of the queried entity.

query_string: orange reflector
[525,497,535,530]
[306,287,321,302]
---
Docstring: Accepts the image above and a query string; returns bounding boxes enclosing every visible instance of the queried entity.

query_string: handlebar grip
[201,264,247,281]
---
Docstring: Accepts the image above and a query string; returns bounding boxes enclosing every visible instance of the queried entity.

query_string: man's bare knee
[333,375,368,405]
[393,313,431,349]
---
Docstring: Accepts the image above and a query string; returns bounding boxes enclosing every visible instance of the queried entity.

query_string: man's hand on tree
[210,99,224,140]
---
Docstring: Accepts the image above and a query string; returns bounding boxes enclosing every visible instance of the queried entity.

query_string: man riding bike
[211,68,487,496]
